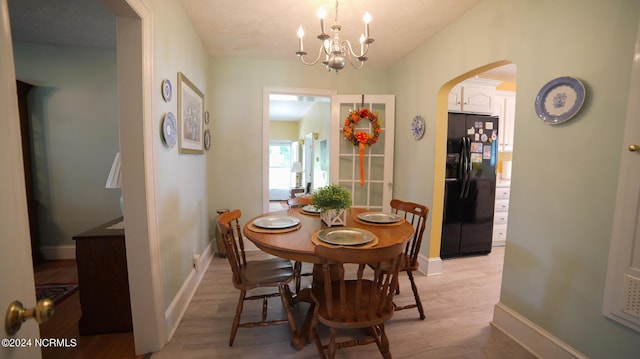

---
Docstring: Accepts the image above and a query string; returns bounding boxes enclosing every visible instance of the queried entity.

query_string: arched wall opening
[429,60,517,260]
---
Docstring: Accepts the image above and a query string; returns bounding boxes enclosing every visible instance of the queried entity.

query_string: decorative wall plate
[204,111,210,124]
[411,115,425,140]
[535,76,585,124]
[161,79,172,102]
[162,112,177,148]
[204,129,211,151]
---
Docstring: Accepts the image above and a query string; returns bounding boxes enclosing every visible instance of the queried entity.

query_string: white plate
[161,79,172,102]
[357,212,402,224]
[253,216,300,229]
[534,76,585,125]
[317,228,374,246]
[302,205,320,214]
[162,112,177,148]
[411,115,425,140]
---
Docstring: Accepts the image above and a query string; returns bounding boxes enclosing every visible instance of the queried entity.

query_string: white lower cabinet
[493,180,511,246]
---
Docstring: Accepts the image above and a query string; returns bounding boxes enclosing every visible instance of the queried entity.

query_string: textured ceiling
[8,0,484,70]
[179,0,481,69]
[8,0,516,121]
[8,0,116,49]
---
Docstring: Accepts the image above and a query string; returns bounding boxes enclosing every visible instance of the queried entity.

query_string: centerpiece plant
[311,184,352,227]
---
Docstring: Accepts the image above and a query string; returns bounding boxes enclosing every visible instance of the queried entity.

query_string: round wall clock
[534,76,585,125]
[162,112,177,148]
[161,79,172,102]
[411,115,425,140]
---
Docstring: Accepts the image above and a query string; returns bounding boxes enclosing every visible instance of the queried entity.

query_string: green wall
[148,0,210,310]
[12,43,120,249]
[388,0,640,357]
[207,57,389,223]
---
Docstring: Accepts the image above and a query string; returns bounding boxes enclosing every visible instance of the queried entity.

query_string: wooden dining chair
[287,195,313,208]
[386,199,429,320]
[308,242,405,359]
[287,195,314,293]
[216,209,297,346]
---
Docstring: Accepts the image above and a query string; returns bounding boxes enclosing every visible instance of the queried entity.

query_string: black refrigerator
[441,112,498,258]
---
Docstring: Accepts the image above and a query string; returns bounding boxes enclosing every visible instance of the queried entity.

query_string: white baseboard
[164,240,214,340]
[492,302,586,359]
[40,245,75,260]
[417,253,442,276]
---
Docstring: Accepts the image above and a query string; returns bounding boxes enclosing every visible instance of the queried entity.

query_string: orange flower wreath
[342,108,382,186]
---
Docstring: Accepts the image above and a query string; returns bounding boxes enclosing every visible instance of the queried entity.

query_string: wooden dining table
[242,207,415,350]
[243,207,415,264]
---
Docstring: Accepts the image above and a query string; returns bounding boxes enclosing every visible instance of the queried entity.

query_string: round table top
[243,207,415,264]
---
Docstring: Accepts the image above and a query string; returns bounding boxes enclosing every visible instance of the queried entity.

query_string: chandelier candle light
[296,0,374,73]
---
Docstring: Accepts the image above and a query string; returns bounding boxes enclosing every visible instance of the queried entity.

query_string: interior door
[1,2,41,356]
[330,95,395,212]
[602,19,640,332]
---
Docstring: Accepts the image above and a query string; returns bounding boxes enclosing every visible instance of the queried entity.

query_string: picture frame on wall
[178,72,204,154]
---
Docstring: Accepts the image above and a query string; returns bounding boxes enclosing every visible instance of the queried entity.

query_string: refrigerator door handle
[463,137,472,198]
[459,137,467,198]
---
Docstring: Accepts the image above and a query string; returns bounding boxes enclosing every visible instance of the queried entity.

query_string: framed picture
[177,72,204,154]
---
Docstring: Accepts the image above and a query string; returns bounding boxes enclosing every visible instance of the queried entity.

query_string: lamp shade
[291,162,303,173]
[105,152,122,189]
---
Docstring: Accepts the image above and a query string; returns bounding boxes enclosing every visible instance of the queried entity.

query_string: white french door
[330,95,395,212]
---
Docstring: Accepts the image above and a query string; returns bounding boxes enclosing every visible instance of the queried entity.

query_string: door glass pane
[370,182,383,207]
[339,155,354,181]
[371,129,386,155]
[370,156,384,181]
[352,182,369,207]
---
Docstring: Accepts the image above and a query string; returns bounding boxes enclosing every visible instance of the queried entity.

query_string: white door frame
[104,0,167,353]
[262,87,337,213]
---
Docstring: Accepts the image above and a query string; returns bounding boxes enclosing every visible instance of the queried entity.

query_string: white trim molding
[165,240,214,340]
[492,303,586,359]
[417,253,443,276]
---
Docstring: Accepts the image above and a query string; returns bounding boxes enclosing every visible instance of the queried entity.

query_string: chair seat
[238,258,293,288]
[312,280,394,329]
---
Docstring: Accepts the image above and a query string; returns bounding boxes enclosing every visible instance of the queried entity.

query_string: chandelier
[295,0,374,73]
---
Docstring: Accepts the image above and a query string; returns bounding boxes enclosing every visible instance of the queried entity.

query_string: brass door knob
[629,144,640,152]
[5,299,54,336]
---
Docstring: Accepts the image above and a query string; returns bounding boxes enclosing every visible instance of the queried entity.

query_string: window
[269,141,294,189]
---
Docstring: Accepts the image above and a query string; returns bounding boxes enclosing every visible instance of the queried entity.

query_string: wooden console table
[73,217,133,335]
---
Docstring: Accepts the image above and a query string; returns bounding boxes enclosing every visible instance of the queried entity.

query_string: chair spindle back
[390,199,429,268]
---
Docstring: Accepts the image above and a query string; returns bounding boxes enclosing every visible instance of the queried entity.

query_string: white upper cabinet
[448,78,501,114]
[493,90,516,152]
[448,84,462,111]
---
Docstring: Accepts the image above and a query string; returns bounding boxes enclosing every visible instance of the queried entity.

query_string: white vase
[321,209,347,227]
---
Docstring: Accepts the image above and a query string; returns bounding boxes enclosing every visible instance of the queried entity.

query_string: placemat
[352,215,406,227]
[246,222,302,234]
[311,230,379,248]
[300,210,320,216]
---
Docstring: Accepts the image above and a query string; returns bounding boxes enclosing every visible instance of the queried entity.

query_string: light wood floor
[152,246,535,358]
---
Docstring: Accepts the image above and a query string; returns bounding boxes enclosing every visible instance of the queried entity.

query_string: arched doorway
[428,61,517,272]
